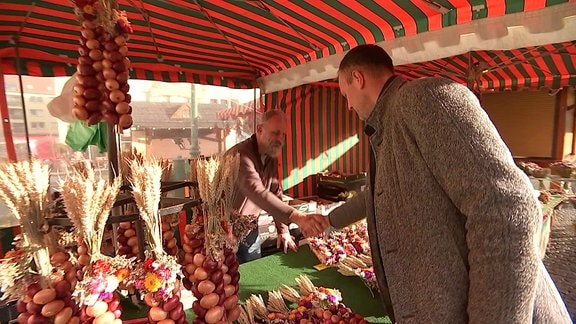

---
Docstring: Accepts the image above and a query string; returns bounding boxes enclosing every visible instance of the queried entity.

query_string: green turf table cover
[237,244,390,323]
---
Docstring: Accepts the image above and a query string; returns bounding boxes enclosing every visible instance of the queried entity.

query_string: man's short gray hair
[259,109,287,124]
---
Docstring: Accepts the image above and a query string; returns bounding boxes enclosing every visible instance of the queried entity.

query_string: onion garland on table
[59,166,130,324]
[162,216,179,257]
[5,250,81,324]
[72,0,133,130]
[116,221,140,259]
[126,158,186,324]
[187,155,244,323]
[0,161,81,324]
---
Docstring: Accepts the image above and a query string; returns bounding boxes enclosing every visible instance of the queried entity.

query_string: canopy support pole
[13,39,32,159]
[0,61,17,161]
[107,123,119,182]
[10,3,35,160]
[253,87,257,133]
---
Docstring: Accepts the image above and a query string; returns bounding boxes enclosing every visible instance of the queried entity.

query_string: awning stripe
[268,2,348,52]
[381,1,419,36]
[486,0,505,16]
[410,1,443,31]
[0,0,572,91]
[264,84,368,197]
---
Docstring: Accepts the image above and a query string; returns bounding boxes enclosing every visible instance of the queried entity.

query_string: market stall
[0,1,575,323]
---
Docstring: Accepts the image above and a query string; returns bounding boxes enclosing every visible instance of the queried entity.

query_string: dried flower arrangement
[127,158,186,323]
[308,221,371,266]
[60,164,131,324]
[188,154,243,323]
[0,239,33,301]
[239,275,367,324]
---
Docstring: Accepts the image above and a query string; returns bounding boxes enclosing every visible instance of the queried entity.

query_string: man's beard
[266,143,283,156]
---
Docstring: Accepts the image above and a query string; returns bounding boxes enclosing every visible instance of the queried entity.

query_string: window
[9,108,23,119]
[7,95,21,106]
[11,123,25,134]
[31,122,46,129]
[5,82,18,92]
[31,109,44,116]
[29,96,43,103]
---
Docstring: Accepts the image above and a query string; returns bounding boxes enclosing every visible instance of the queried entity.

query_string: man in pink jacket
[227,109,324,263]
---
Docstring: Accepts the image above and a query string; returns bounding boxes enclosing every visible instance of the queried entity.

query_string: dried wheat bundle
[120,148,144,181]
[128,157,164,256]
[188,158,200,198]
[295,275,316,295]
[159,159,172,182]
[0,160,51,275]
[357,254,373,266]
[246,294,269,320]
[196,154,240,259]
[238,303,256,324]
[339,255,368,269]
[71,160,92,179]
[60,166,122,257]
[279,284,301,303]
[267,290,290,314]
[336,264,357,277]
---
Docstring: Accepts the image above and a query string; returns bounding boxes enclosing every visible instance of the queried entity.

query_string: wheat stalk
[295,275,316,295]
[247,294,269,320]
[61,165,121,257]
[129,157,164,257]
[267,290,290,314]
[279,284,301,303]
[0,160,51,276]
[195,154,241,259]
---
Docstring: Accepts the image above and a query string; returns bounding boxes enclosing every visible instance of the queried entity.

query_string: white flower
[105,275,119,293]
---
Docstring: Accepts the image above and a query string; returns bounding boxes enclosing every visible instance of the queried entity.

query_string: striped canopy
[396,41,576,91]
[1,0,575,91]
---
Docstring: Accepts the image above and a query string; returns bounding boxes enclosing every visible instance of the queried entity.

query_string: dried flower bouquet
[127,158,186,323]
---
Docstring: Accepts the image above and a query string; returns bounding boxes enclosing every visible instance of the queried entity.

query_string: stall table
[238,244,391,323]
[540,194,566,257]
[122,244,391,323]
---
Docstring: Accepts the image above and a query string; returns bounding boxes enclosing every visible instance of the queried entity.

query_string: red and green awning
[0,0,575,90]
[396,41,576,91]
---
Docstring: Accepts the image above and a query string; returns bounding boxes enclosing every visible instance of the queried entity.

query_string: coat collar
[364,75,407,141]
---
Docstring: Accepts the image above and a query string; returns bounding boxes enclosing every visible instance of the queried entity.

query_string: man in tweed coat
[324,44,572,323]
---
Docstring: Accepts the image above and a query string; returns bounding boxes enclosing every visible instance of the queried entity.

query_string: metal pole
[0,58,18,161]
[189,83,200,157]
[107,123,119,181]
[13,37,32,159]
[253,87,257,132]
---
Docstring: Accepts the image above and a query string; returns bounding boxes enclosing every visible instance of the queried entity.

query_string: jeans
[236,229,261,263]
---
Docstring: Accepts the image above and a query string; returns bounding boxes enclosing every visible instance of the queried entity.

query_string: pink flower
[134,278,144,290]
[88,277,106,294]
[155,265,171,280]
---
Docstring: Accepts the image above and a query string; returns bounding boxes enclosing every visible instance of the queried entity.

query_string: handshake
[289,210,331,238]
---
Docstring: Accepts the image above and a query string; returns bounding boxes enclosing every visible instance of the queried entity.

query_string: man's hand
[289,211,330,237]
[277,232,298,253]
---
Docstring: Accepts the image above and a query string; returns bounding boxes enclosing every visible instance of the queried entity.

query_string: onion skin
[76,4,133,130]
[116,221,138,259]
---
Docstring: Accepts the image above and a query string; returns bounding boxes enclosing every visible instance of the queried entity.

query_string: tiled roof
[130,102,229,129]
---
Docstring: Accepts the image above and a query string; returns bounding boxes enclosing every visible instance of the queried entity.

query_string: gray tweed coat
[329,76,572,323]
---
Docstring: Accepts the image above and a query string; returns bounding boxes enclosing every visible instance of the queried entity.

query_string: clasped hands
[289,210,330,238]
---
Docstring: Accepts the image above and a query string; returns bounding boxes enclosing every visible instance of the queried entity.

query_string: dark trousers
[236,229,261,263]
